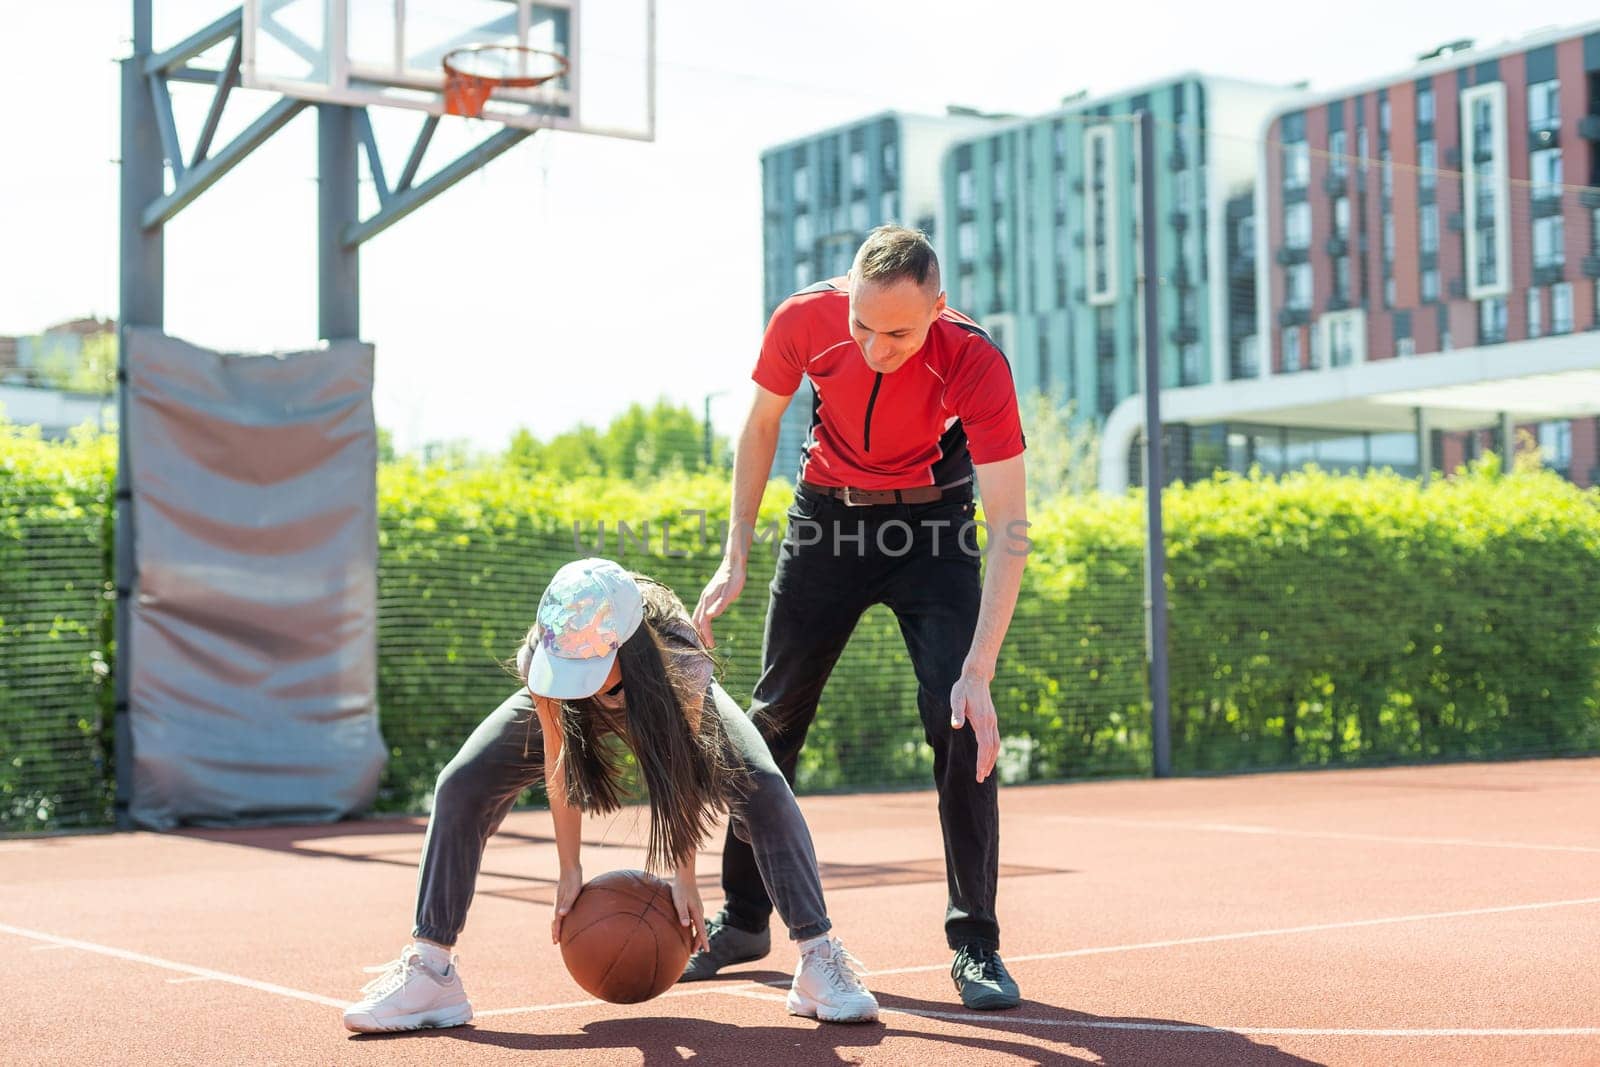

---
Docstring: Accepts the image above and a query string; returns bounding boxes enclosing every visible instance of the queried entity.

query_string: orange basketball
[558,869,693,1004]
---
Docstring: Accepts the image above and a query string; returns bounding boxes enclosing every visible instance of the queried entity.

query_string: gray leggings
[412,682,831,945]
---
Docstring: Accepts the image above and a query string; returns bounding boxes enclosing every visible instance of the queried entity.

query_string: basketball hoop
[442,45,569,119]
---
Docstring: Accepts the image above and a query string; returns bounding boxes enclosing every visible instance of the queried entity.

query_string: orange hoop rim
[442,45,570,118]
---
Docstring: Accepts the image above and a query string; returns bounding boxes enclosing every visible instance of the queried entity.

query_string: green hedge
[4,422,1599,831]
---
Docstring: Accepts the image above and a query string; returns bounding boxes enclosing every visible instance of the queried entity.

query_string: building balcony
[1283,185,1309,204]
[1420,251,1438,270]
[1169,210,1190,231]
[1322,171,1347,195]
[1419,184,1437,206]
[1584,255,1600,279]
[1230,312,1256,337]
[1169,322,1200,346]
[1168,147,1188,171]
[1095,330,1117,357]
[1275,245,1310,266]
[1277,307,1310,327]
[1444,145,1462,167]
[1532,193,1564,218]
[1325,236,1348,257]
[1229,253,1254,278]
[1579,114,1600,141]
[1447,211,1465,233]
[1472,144,1494,164]
[1448,277,1467,299]
[1328,293,1353,311]
[1416,120,1435,142]
[1529,126,1560,151]
[1533,263,1566,286]
[1581,188,1600,210]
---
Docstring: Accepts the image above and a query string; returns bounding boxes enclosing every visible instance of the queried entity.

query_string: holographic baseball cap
[520,558,645,700]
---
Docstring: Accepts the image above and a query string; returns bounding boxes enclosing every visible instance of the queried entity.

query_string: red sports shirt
[752,280,1026,490]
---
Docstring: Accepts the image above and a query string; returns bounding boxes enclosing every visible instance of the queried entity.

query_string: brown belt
[798,477,972,508]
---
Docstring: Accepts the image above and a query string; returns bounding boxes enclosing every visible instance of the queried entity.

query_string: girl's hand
[669,866,709,952]
[552,865,584,944]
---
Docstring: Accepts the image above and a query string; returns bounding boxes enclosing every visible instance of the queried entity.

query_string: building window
[849,149,867,192]
[1287,262,1312,309]
[1396,336,1416,357]
[1333,256,1351,302]
[993,153,1009,197]
[1037,336,1051,394]
[794,259,811,290]
[1321,309,1365,366]
[1285,201,1311,248]
[957,221,977,261]
[1418,85,1435,125]
[1420,205,1439,254]
[959,276,975,311]
[1533,216,1565,269]
[1329,129,1348,175]
[1552,282,1574,334]
[1385,277,1397,308]
[1380,150,1393,197]
[1235,335,1260,377]
[1175,169,1194,211]
[1531,149,1563,202]
[1421,269,1439,302]
[1527,288,1543,339]
[1379,98,1391,133]
[1334,197,1351,239]
[882,141,897,178]
[793,166,810,201]
[1085,125,1118,305]
[1419,140,1437,191]
[1528,79,1560,134]
[794,213,811,247]
[850,199,869,233]
[1357,127,1369,169]
[880,190,897,224]
[1478,296,1507,344]
[1381,215,1395,262]
[1462,82,1509,299]
[1282,141,1310,189]
[1539,421,1573,470]
[1282,327,1303,371]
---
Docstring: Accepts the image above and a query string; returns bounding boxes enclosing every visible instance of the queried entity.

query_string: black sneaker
[951,944,1020,1010]
[679,911,771,982]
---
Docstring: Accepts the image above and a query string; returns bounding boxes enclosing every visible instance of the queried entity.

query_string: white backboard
[242,0,654,140]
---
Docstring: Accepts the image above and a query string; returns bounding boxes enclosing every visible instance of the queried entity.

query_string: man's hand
[949,667,1001,784]
[692,555,746,648]
[669,865,709,952]
[551,864,584,944]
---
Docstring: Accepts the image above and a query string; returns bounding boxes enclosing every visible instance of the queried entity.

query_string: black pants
[412,683,832,946]
[719,485,1000,950]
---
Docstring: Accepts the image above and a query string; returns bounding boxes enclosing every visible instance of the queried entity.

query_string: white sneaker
[342,945,474,1033]
[786,937,879,1023]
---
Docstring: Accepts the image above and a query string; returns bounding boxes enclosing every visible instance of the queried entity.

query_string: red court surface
[6,757,1599,1065]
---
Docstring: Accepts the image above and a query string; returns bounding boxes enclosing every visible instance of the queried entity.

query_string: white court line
[29,943,69,951]
[10,896,1600,1025]
[716,989,1600,1038]
[1048,814,1600,854]
[0,923,345,1008]
[862,895,1600,979]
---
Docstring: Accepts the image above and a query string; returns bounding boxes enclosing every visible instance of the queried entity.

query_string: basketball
[558,869,694,1004]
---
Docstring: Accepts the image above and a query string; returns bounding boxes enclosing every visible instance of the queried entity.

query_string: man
[686,225,1030,1010]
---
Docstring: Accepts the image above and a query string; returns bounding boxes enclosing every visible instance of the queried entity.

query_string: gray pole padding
[123,329,386,829]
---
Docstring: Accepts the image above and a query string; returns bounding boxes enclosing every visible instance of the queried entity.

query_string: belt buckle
[840,486,864,507]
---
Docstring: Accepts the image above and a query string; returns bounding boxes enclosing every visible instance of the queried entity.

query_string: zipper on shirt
[862,373,884,452]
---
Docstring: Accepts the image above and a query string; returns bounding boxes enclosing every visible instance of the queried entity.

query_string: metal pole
[703,394,713,469]
[1415,406,1431,485]
[1138,111,1172,778]
[116,0,164,829]
[1499,411,1515,473]
[318,105,361,339]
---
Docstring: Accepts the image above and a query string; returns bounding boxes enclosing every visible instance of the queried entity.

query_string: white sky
[2,1,1595,452]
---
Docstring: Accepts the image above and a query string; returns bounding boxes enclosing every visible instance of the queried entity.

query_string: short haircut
[851,225,941,293]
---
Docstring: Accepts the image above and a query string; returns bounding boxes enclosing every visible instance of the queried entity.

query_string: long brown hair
[519,573,749,873]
